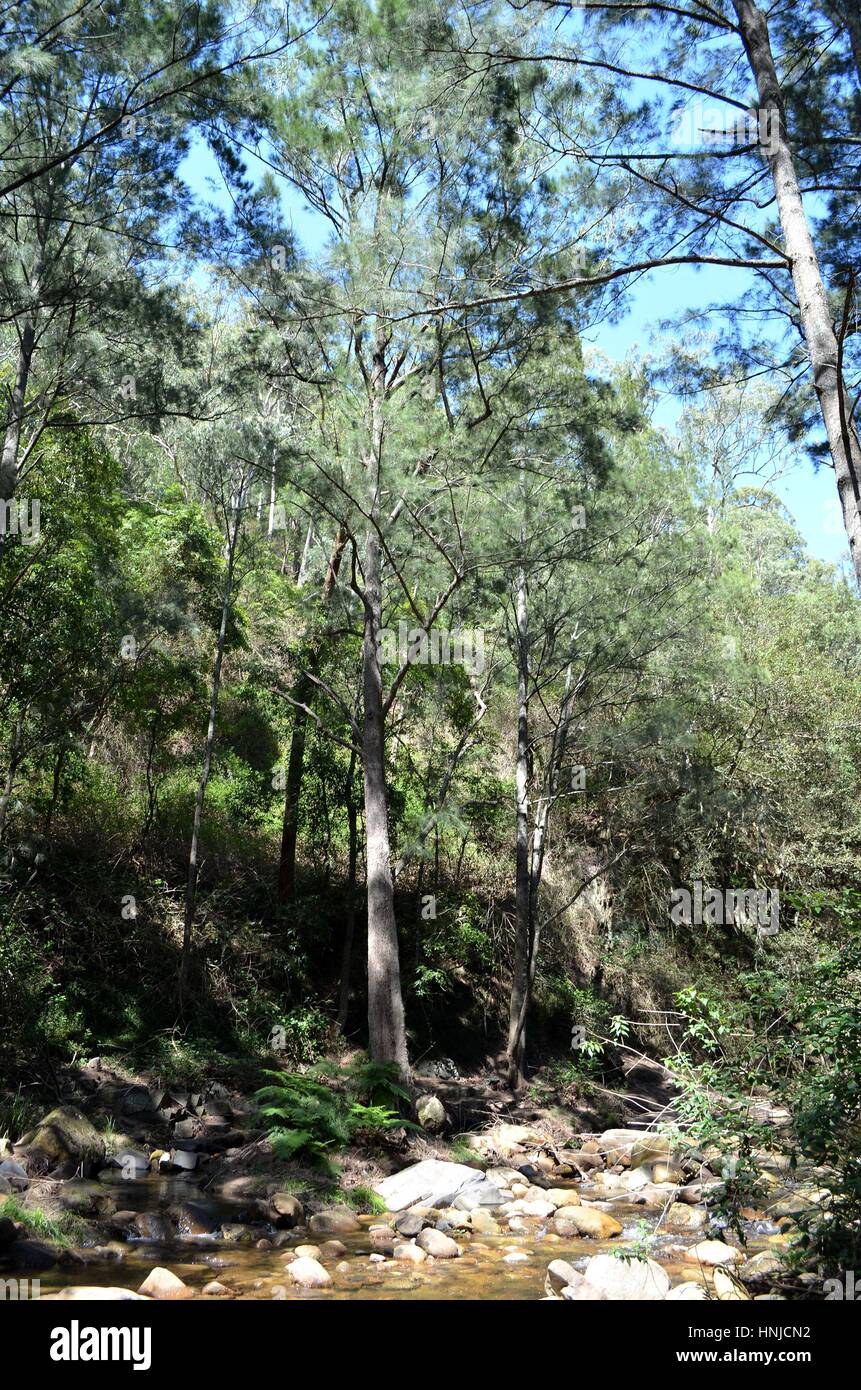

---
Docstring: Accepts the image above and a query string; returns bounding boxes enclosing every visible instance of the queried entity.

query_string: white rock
[583,1252,671,1301]
[373,1159,479,1212]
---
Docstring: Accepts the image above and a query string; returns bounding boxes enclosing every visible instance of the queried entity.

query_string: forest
[1,0,860,1317]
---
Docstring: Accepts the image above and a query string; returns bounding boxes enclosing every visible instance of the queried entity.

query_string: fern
[255,1054,416,1167]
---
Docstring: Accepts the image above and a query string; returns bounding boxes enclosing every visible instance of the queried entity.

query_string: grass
[0,1197,87,1248]
[0,1086,42,1143]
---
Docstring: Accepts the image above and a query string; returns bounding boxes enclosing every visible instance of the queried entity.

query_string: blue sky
[179,139,852,577]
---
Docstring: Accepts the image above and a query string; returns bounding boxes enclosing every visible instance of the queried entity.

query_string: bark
[180,493,243,990]
[733,0,861,587]
[277,522,348,901]
[506,562,531,1089]
[0,320,37,564]
[0,712,24,841]
[337,746,359,1033]
[362,331,409,1080]
[830,1,861,87]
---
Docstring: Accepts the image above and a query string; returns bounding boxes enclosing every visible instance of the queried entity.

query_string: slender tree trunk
[180,494,242,989]
[733,0,861,587]
[0,712,25,841]
[362,332,409,1080]
[337,747,359,1032]
[506,563,531,1089]
[0,320,36,564]
[830,0,861,86]
[277,522,348,901]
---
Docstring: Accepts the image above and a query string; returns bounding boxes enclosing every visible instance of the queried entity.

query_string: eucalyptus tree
[227,0,618,1074]
[0,1,296,560]
[440,1,861,585]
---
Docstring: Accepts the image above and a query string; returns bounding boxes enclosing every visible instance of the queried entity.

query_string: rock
[653,1161,684,1184]
[130,1211,173,1242]
[596,1129,647,1162]
[294,1244,321,1259]
[320,1240,348,1258]
[221,1224,254,1244]
[561,1281,608,1300]
[25,1106,105,1174]
[469,1209,500,1234]
[286,1256,331,1288]
[394,1242,427,1263]
[120,1087,156,1117]
[394,1211,429,1237]
[688,1240,742,1266]
[137,1266,193,1300]
[309,1207,361,1234]
[495,1123,544,1152]
[46,1287,149,1300]
[335,1261,350,1273]
[0,1159,29,1191]
[170,1148,198,1173]
[625,1164,653,1192]
[504,1251,530,1263]
[1,1238,57,1271]
[713,1266,752,1300]
[202,1281,233,1296]
[170,1201,219,1236]
[679,1182,720,1204]
[542,1188,579,1208]
[583,1252,671,1300]
[0,1215,17,1244]
[271,1192,304,1227]
[667,1281,708,1301]
[630,1134,677,1169]
[374,1159,479,1212]
[553,1207,622,1239]
[105,1149,150,1177]
[739,1250,785,1279]
[545,1259,582,1293]
[416,1228,460,1259]
[451,1175,507,1210]
[416,1096,447,1132]
[513,1198,556,1219]
[664,1202,708,1231]
[486,1167,524,1187]
[559,1150,603,1172]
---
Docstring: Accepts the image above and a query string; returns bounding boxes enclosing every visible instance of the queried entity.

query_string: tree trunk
[0,712,25,841]
[277,522,348,901]
[337,747,359,1033]
[180,493,242,990]
[733,0,861,587]
[362,332,409,1080]
[0,320,36,564]
[506,562,531,1088]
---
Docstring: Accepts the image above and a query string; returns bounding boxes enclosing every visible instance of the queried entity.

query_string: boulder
[137,1266,193,1300]
[553,1207,622,1239]
[596,1129,647,1162]
[664,1202,708,1231]
[450,1175,507,1210]
[416,1096,447,1132]
[713,1266,752,1300]
[584,1252,671,1300]
[286,1256,332,1288]
[667,1281,708,1301]
[629,1135,677,1169]
[308,1207,361,1234]
[469,1209,500,1234]
[1,1238,57,1270]
[270,1192,304,1227]
[0,1159,29,1191]
[739,1250,785,1279]
[374,1159,479,1212]
[394,1210,429,1237]
[545,1258,582,1294]
[394,1242,427,1263]
[25,1107,105,1174]
[131,1211,173,1242]
[46,1287,149,1301]
[688,1239,742,1266]
[201,1281,233,1296]
[416,1227,460,1259]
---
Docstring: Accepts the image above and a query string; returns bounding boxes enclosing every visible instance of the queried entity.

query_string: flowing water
[35,1172,784,1300]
